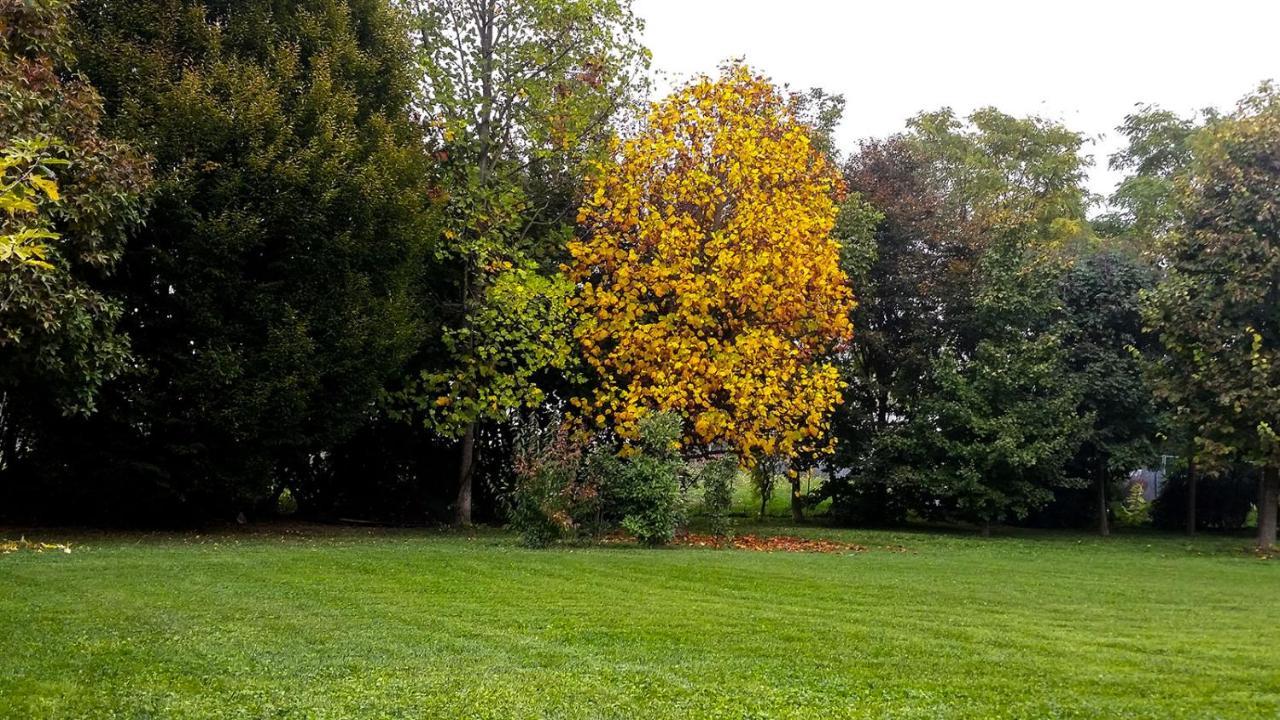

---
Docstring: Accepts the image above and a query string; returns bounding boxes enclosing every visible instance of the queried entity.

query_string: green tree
[1060,247,1157,535]
[402,0,648,524]
[899,333,1086,534]
[1099,105,1203,246]
[830,108,1093,530]
[1103,105,1212,535]
[828,139,953,523]
[0,0,150,481]
[39,0,440,520]
[1143,86,1280,548]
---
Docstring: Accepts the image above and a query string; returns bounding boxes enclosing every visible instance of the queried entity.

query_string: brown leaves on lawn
[677,533,897,554]
[601,530,910,554]
[681,533,859,552]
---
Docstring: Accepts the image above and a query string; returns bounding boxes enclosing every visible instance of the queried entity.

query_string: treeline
[1,0,1277,546]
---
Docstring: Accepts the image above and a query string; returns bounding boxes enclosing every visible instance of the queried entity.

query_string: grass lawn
[1,524,1277,719]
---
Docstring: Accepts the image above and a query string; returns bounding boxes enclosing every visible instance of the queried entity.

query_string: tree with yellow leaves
[567,63,854,470]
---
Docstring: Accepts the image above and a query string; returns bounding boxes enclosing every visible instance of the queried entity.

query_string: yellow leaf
[31,176,59,202]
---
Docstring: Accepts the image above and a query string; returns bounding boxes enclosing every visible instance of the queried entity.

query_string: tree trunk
[790,476,804,522]
[0,392,15,473]
[981,520,991,538]
[1097,467,1110,537]
[1258,466,1278,549]
[454,422,476,526]
[758,490,768,520]
[1185,456,1197,536]
[0,417,15,474]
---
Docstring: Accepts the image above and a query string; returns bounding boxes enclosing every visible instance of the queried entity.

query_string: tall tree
[828,139,964,522]
[41,0,440,521]
[568,63,854,473]
[1104,105,1209,534]
[1143,86,1280,548]
[830,107,1093,531]
[1100,105,1203,246]
[1060,247,1157,535]
[0,0,150,487]
[403,0,648,524]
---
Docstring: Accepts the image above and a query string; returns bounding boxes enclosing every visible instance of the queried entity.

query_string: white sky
[632,0,1280,204]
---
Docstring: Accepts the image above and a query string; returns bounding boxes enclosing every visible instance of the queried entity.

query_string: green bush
[595,412,686,546]
[276,488,299,517]
[509,428,597,548]
[699,456,738,536]
[1112,482,1150,528]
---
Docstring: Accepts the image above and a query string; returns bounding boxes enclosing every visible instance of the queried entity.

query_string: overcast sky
[632,0,1280,203]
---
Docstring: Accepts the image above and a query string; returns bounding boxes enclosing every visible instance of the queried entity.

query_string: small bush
[595,412,686,546]
[276,488,298,516]
[1112,482,1150,528]
[509,428,597,548]
[699,456,738,536]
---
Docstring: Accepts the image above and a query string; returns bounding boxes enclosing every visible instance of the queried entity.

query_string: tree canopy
[0,0,150,486]
[18,0,442,520]
[568,64,853,465]
[2,0,1276,546]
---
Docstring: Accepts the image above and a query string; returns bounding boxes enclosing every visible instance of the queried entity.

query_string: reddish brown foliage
[678,533,864,553]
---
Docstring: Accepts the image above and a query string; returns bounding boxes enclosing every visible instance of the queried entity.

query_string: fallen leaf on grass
[601,530,910,554]
[681,533,868,553]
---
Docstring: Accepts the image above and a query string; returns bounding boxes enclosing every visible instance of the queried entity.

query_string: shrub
[1112,482,1150,528]
[509,428,597,548]
[699,456,738,536]
[276,488,298,517]
[595,412,686,546]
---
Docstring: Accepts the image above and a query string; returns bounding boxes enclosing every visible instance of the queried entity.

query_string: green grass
[1,524,1277,719]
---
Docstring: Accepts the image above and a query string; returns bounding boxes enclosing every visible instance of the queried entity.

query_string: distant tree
[830,108,1093,531]
[1060,248,1157,535]
[1103,105,1213,535]
[402,0,649,524]
[568,63,854,472]
[790,87,846,163]
[905,107,1090,252]
[1143,86,1280,548]
[41,0,440,520]
[1100,105,1203,246]
[828,139,958,523]
[0,0,150,481]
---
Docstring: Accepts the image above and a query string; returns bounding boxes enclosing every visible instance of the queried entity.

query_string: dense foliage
[508,412,687,547]
[1142,86,1280,547]
[569,64,853,467]
[5,0,441,521]
[0,0,150,489]
[1,0,1276,547]
[829,109,1093,530]
[1059,248,1157,534]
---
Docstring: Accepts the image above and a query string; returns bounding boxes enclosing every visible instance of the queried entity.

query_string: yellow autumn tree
[567,63,854,465]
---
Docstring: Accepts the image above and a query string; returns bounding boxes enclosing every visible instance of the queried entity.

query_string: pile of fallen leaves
[0,537,72,555]
[677,533,871,553]
[600,530,909,554]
